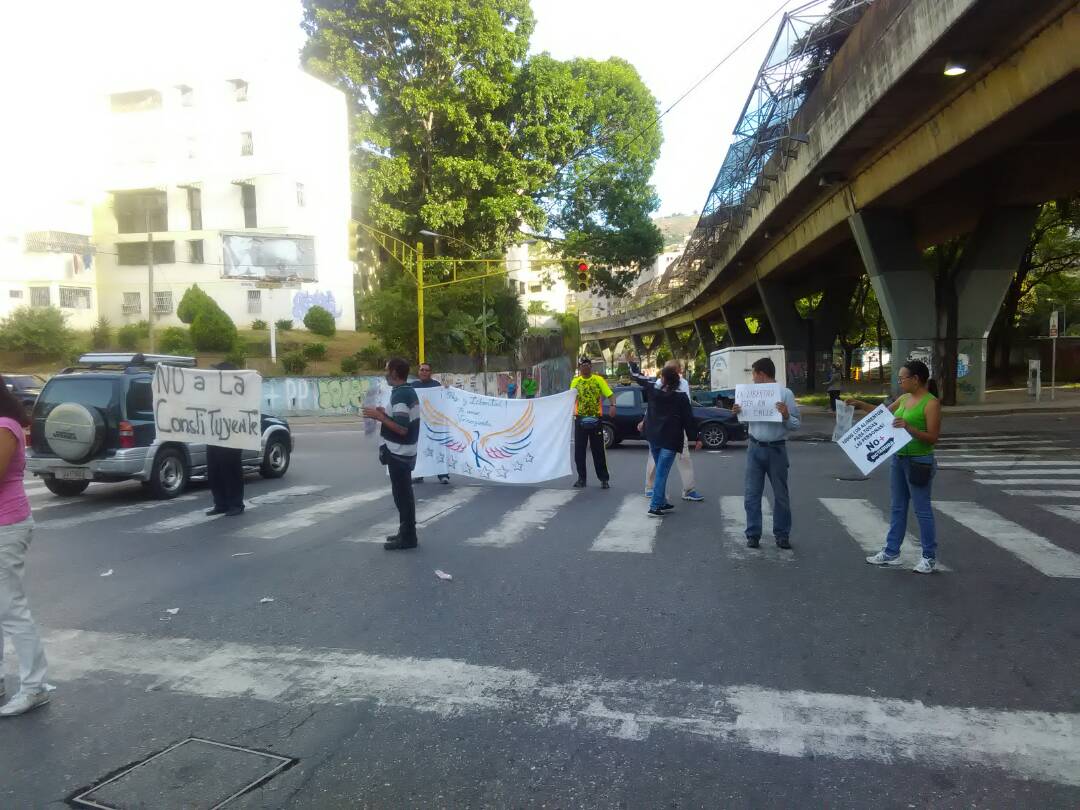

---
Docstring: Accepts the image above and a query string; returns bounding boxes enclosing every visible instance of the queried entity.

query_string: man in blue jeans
[731,357,801,549]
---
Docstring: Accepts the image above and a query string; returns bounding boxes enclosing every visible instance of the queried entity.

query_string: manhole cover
[70,738,295,810]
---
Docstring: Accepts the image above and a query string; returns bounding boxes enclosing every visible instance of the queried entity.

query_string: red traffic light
[576,262,589,291]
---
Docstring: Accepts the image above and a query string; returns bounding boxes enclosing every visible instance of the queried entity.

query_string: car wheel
[43,477,90,497]
[149,448,189,499]
[700,422,729,450]
[601,423,616,450]
[260,435,291,478]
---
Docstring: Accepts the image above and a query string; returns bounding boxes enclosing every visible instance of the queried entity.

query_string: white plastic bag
[832,403,855,443]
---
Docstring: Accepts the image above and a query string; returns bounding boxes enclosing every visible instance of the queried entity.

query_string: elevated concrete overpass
[581,0,1080,403]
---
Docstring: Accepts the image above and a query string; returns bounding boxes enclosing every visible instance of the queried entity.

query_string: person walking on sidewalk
[205,361,246,517]
[521,370,538,399]
[363,358,421,550]
[629,357,705,503]
[732,357,801,549]
[569,357,615,489]
[410,362,449,484]
[635,365,701,517]
[0,376,49,716]
[826,364,843,412]
[848,360,941,574]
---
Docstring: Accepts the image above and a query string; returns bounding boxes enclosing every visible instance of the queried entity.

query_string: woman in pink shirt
[0,375,49,716]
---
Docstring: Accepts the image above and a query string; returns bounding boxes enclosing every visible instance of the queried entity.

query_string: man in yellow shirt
[569,356,615,488]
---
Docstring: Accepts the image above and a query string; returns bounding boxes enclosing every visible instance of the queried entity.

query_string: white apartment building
[573,247,684,321]
[505,243,574,315]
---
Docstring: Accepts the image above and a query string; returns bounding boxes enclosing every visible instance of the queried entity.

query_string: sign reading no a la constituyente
[152,366,263,451]
[837,404,912,476]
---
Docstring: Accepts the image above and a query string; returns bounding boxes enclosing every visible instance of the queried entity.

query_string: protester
[410,362,449,484]
[0,376,49,716]
[521,369,538,399]
[826,364,843,412]
[363,358,421,550]
[628,357,704,502]
[205,361,245,517]
[569,357,615,488]
[507,377,517,399]
[634,365,701,517]
[847,360,941,573]
[732,357,801,549]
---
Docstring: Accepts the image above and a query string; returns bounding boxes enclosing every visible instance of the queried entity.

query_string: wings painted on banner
[421,399,534,469]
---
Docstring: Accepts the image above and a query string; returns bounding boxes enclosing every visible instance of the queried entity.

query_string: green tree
[177,284,215,324]
[90,316,112,350]
[303,305,336,337]
[0,306,75,357]
[190,304,238,352]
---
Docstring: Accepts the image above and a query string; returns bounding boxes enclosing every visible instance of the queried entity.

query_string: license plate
[55,468,89,481]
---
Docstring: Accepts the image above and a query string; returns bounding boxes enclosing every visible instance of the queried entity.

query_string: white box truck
[709,345,787,407]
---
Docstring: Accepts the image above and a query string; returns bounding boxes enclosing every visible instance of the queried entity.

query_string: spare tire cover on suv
[44,402,105,463]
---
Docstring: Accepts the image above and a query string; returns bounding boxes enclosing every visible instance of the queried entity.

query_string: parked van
[708,345,787,407]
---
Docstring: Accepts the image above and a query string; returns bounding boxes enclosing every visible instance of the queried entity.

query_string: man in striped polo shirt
[362,357,421,550]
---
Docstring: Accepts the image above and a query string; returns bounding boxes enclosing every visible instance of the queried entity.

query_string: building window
[110,88,162,113]
[240,184,257,228]
[122,292,141,314]
[117,241,175,265]
[189,240,204,264]
[114,189,167,233]
[240,131,253,156]
[247,289,262,315]
[154,291,173,314]
[177,84,194,107]
[296,182,305,207]
[518,281,526,294]
[187,187,202,229]
[229,79,248,101]
[529,284,542,293]
[30,287,51,308]
[9,290,22,300]
[59,287,92,310]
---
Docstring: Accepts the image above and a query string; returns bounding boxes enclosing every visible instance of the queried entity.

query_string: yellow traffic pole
[416,241,425,364]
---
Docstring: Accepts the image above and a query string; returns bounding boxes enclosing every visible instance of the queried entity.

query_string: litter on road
[100,569,113,577]
[434,570,453,581]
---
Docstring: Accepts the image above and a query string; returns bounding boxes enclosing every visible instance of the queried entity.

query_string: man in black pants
[205,362,246,517]
[362,357,421,550]
[569,356,616,488]
[410,361,449,484]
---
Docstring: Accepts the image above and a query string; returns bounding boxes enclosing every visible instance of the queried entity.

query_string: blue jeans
[744,442,791,540]
[885,454,936,559]
[649,444,677,511]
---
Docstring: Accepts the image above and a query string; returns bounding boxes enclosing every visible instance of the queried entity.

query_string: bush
[177,284,215,325]
[90,316,112,350]
[356,345,385,369]
[340,356,359,374]
[251,319,268,331]
[303,342,327,361]
[275,319,293,332]
[0,306,75,358]
[158,326,192,354]
[117,323,141,350]
[135,320,151,338]
[281,351,307,374]
[303,305,336,337]
[224,340,247,368]
[190,304,238,352]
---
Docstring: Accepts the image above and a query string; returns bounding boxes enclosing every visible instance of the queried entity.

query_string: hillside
[653,213,698,250]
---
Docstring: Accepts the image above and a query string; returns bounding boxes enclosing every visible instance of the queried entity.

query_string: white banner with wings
[411,388,576,483]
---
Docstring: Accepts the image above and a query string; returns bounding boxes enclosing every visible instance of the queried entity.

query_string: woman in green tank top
[847,360,942,573]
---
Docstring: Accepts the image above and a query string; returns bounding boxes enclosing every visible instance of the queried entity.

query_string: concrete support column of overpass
[719,304,758,346]
[952,206,1040,404]
[693,318,719,355]
[849,211,937,399]
[630,334,648,359]
[757,279,810,391]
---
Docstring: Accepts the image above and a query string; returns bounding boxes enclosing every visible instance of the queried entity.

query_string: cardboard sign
[152,366,263,450]
[734,383,782,422]
[837,404,912,475]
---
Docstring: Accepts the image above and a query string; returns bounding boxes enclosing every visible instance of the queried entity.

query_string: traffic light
[348,221,361,264]
[576,261,589,292]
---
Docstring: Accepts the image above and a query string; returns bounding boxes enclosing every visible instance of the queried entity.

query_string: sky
[0,0,807,218]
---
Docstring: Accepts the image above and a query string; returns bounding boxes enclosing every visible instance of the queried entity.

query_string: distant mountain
[653,213,698,250]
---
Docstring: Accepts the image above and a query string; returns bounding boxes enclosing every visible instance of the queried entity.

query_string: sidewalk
[946,386,1080,416]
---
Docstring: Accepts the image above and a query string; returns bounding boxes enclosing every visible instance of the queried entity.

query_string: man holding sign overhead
[731,357,800,549]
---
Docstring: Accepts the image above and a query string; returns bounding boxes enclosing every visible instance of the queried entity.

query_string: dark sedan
[4,373,46,410]
[600,385,747,450]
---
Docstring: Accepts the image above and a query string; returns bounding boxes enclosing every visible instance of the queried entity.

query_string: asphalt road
[3,410,1080,808]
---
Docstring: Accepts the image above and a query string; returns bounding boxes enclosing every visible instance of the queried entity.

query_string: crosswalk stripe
[938,439,1057,446]
[1042,505,1080,524]
[934,501,1080,578]
[141,485,331,533]
[717,495,793,561]
[1003,490,1080,499]
[976,478,1080,485]
[467,489,578,547]
[342,487,482,543]
[972,469,1080,476]
[37,494,200,530]
[241,489,387,539]
[819,498,942,570]
[590,494,659,553]
[937,435,1036,442]
[938,460,1080,468]
[937,447,1071,454]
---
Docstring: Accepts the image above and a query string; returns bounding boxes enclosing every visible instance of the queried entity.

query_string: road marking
[1004,490,1080,499]
[937,435,1037,442]
[590,495,659,553]
[976,478,1080,485]
[342,487,482,543]
[819,498,948,571]
[141,485,331,533]
[937,447,1071,454]
[934,501,1080,578]
[972,469,1080,476]
[241,489,387,539]
[467,489,577,547]
[937,439,1058,447]
[938,460,1080,468]
[36,494,200,530]
[1042,505,1080,524]
[39,628,1080,788]
[718,495,793,561]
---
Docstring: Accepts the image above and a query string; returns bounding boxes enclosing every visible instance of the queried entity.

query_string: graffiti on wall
[292,290,343,321]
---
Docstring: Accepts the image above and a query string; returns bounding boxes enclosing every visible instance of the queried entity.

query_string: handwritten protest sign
[837,404,912,475]
[734,383,782,422]
[152,366,262,451]
[412,388,575,483]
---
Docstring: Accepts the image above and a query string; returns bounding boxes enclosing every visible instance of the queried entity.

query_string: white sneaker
[913,557,937,574]
[865,550,902,566]
[0,690,50,717]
